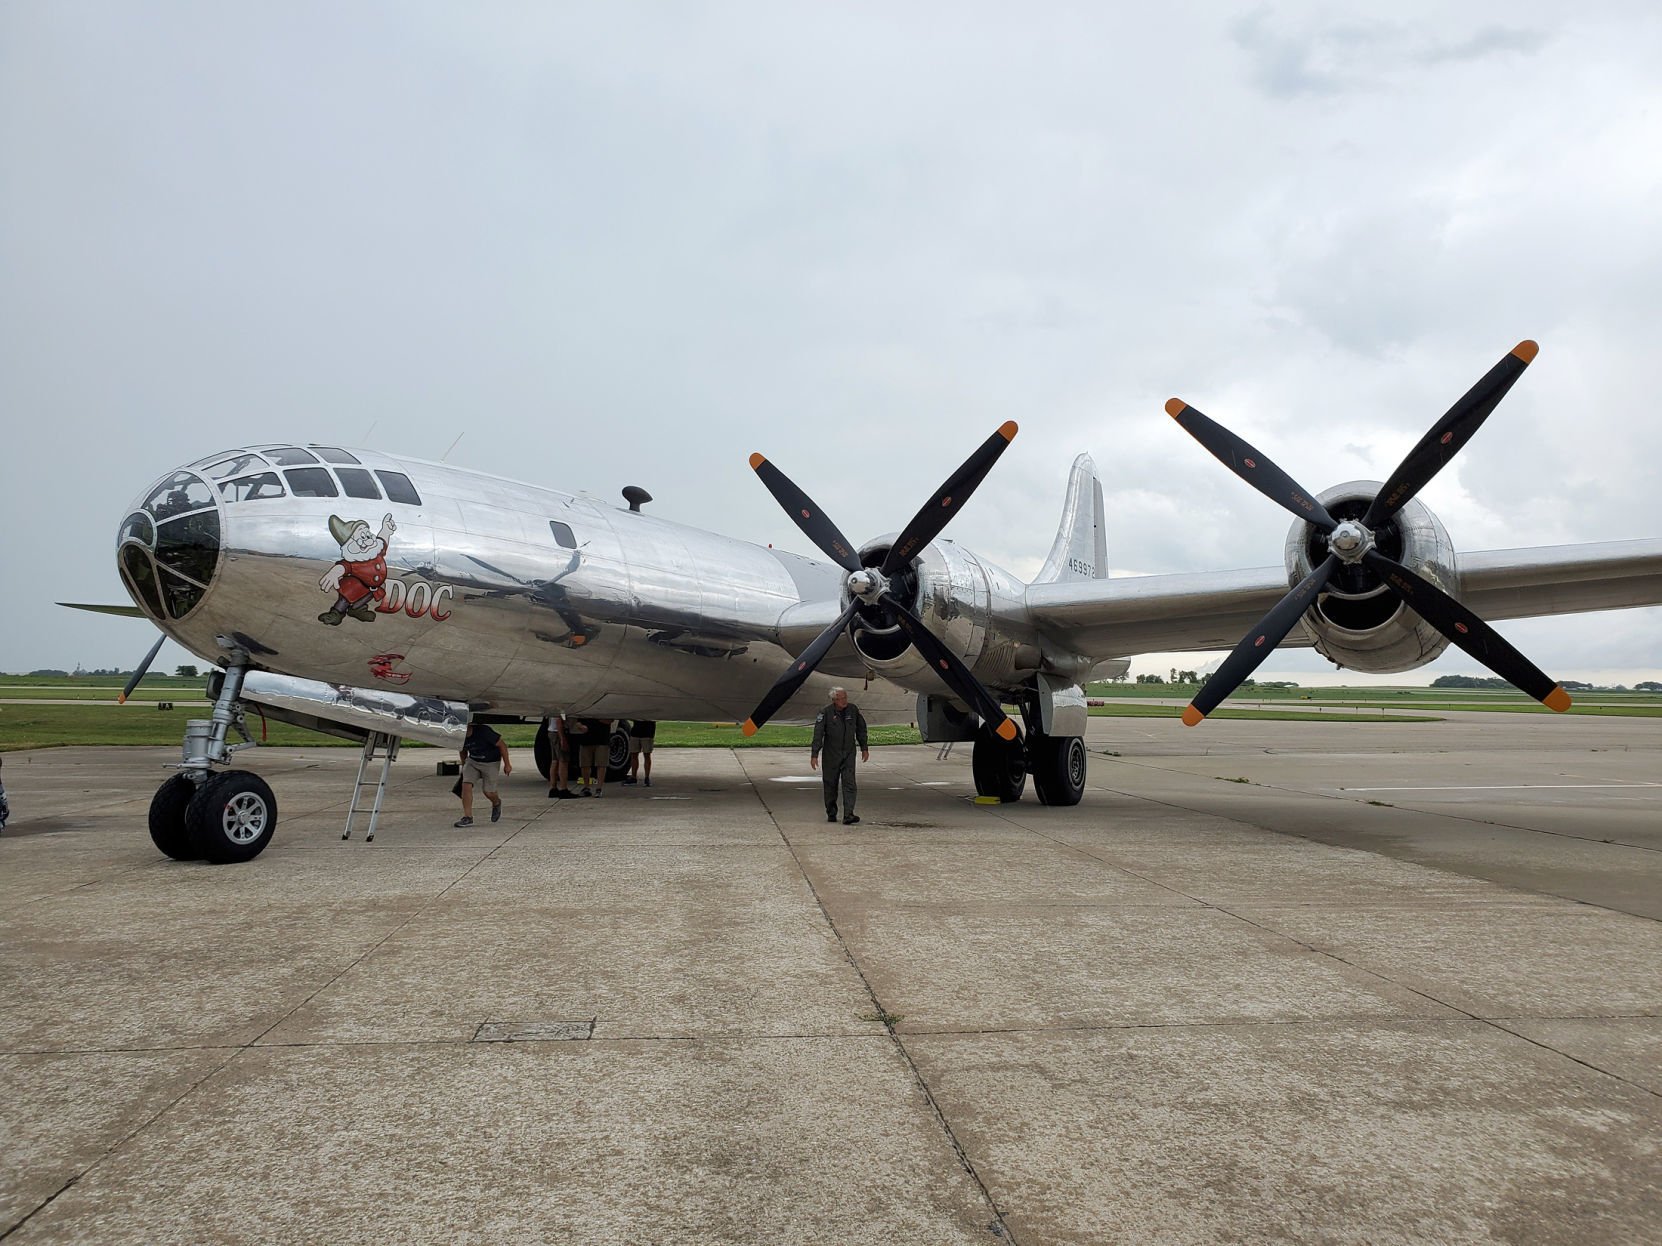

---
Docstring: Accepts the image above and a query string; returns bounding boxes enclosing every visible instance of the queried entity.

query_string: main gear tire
[1029,735,1087,807]
[607,722,633,783]
[972,725,1026,803]
[533,720,553,781]
[185,771,278,864]
[148,774,199,860]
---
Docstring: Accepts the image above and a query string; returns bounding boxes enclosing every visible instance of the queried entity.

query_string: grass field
[3,674,1658,751]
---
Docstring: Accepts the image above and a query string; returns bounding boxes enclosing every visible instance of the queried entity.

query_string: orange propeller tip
[1543,686,1571,713]
[748,452,766,469]
[994,718,1019,741]
[117,694,128,705]
[1164,398,1187,418]
[1180,705,1205,727]
[741,718,759,736]
[1512,340,1539,363]
[997,420,1018,441]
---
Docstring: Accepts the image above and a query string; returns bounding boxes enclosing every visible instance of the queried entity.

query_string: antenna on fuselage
[440,432,465,462]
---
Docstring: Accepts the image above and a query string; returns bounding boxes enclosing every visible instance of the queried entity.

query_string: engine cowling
[1284,480,1458,674]
[846,537,1041,694]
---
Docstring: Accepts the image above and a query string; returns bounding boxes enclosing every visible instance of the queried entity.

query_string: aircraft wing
[1023,538,1662,660]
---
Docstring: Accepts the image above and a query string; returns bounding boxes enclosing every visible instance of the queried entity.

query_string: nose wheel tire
[1029,735,1087,807]
[186,771,278,864]
[148,774,199,860]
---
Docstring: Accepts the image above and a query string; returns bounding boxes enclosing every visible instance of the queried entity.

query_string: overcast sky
[2,1,1658,686]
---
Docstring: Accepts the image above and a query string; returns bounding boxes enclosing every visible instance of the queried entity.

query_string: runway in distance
[70,341,1662,863]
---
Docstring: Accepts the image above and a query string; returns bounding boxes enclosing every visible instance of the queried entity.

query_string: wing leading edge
[1023,538,1662,663]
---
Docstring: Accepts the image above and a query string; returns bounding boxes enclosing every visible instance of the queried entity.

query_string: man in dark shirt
[456,720,511,827]
[624,720,657,787]
[577,717,614,797]
[811,687,869,824]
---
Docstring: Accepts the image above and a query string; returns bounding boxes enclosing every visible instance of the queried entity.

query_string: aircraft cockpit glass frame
[201,452,269,480]
[219,472,286,503]
[259,446,321,466]
[375,470,422,505]
[310,446,361,464]
[144,472,216,520]
[284,467,340,498]
[337,467,381,499]
[120,469,222,622]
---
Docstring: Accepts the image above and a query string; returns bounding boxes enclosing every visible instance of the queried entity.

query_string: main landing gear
[147,661,278,864]
[970,718,1087,807]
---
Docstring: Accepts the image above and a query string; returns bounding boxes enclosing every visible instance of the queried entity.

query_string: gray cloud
[2,0,1658,685]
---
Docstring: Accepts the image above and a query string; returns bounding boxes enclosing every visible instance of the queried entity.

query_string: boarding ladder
[342,731,400,842]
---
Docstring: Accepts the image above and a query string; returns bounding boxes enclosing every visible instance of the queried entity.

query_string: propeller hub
[1328,521,1374,565]
[847,567,888,603]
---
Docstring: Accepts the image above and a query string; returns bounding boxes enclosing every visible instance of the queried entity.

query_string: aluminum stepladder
[342,731,400,842]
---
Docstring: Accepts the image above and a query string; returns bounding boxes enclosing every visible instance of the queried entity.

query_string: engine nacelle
[846,537,1042,695]
[1284,480,1458,674]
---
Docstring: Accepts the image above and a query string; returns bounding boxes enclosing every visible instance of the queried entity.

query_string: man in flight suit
[811,687,869,824]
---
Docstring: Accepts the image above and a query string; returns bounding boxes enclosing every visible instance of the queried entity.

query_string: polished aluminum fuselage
[132,450,919,723]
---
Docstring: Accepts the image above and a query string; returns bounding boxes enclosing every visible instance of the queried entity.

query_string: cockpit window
[144,473,215,520]
[285,467,339,498]
[202,453,269,480]
[549,520,577,549]
[157,567,208,619]
[311,446,361,464]
[262,446,320,466]
[220,472,285,502]
[337,467,381,499]
[155,512,220,586]
[376,470,421,505]
[120,546,166,619]
[120,511,155,548]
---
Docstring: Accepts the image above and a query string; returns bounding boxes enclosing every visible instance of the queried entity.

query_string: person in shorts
[456,720,511,826]
[624,720,656,787]
[577,717,614,797]
[546,715,577,799]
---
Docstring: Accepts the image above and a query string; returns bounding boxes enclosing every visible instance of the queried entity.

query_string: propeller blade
[748,453,861,573]
[882,593,1020,741]
[1363,340,1538,528]
[1360,548,1571,710]
[1183,555,1340,726]
[880,421,1019,575]
[119,634,168,704]
[741,599,862,735]
[1166,398,1338,531]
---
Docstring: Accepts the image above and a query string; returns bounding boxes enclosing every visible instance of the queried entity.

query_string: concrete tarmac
[1,712,1659,1244]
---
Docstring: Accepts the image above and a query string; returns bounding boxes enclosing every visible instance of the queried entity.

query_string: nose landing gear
[146,660,278,864]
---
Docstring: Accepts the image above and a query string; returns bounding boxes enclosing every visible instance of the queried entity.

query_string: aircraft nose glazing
[117,468,223,622]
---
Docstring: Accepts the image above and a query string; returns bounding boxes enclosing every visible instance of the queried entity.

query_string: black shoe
[491,803,502,823]
[621,777,637,786]
[580,788,593,797]
[548,790,560,799]
[843,815,860,825]
[556,789,576,799]
[827,812,838,823]
[453,816,473,828]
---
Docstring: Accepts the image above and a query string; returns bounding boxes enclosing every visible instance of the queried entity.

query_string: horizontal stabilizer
[58,602,147,618]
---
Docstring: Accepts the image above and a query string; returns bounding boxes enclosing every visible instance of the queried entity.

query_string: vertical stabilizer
[1033,454,1107,583]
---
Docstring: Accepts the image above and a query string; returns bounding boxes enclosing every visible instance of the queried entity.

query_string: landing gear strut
[148,657,277,864]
